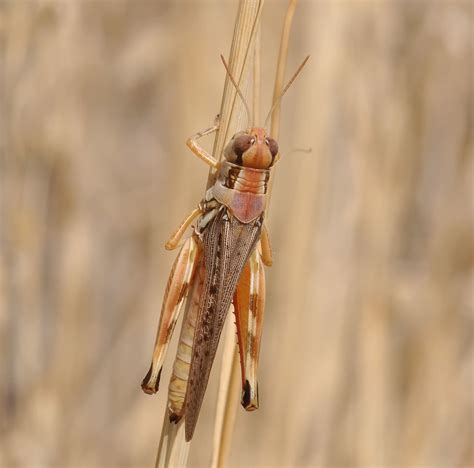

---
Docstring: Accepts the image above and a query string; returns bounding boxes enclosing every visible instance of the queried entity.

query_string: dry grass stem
[252,26,261,126]
[155,413,189,468]
[212,3,300,464]
[156,1,263,466]
[270,0,298,139]
[209,2,264,466]
[210,0,263,171]
[210,322,241,468]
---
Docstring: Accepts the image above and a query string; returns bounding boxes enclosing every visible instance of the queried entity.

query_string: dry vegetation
[0,1,472,467]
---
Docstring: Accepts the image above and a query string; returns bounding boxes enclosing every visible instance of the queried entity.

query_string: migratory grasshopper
[141,55,309,442]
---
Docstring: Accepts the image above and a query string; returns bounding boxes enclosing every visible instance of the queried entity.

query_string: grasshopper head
[224,127,278,169]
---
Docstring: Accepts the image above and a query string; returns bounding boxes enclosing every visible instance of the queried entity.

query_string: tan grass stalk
[210,19,264,468]
[252,26,261,126]
[210,1,264,172]
[265,0,300,215]
[270,0,298,139]
[210,322,241,468]
[155,412,189,468]
[211,2,300,466]
[155,2,263,467]
[209,2,263,467]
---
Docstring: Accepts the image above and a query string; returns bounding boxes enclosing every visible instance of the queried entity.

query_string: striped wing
[184,207,263,441]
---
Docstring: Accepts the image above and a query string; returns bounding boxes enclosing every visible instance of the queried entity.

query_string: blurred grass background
[0,1,472,467]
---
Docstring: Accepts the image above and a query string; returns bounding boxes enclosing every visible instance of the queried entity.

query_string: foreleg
[185,115,220,168]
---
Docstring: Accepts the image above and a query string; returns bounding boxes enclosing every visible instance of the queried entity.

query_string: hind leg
[233,249,266,410]
[141,236,201,394]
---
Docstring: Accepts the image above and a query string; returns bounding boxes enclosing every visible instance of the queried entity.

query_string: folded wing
[184,207,263,441]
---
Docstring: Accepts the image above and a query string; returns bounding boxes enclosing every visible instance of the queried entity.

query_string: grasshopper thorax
[224,127,278,170]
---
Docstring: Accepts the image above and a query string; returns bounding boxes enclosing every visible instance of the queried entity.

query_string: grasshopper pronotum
[141,55,309,442]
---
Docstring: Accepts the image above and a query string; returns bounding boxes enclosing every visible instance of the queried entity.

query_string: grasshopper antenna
[264,55,310,130]
[220,54,251,128]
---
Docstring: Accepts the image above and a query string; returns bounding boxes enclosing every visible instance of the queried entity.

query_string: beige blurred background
[0,1,473,467]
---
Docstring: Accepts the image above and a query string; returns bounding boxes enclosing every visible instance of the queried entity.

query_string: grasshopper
[141,55,309,442]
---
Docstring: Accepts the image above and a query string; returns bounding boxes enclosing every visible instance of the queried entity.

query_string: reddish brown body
[141,52,309,443]
[142,126,278,441]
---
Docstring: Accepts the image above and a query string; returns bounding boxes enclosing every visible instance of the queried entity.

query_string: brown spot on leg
[249,293,258,317]
[177,282,189,304]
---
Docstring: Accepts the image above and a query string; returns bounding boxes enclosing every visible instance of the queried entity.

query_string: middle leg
[165,207,202,250]
[260,223,273,266]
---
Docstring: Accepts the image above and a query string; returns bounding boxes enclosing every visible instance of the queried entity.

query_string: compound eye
[233,134,254,157]
[266,137,279,158]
